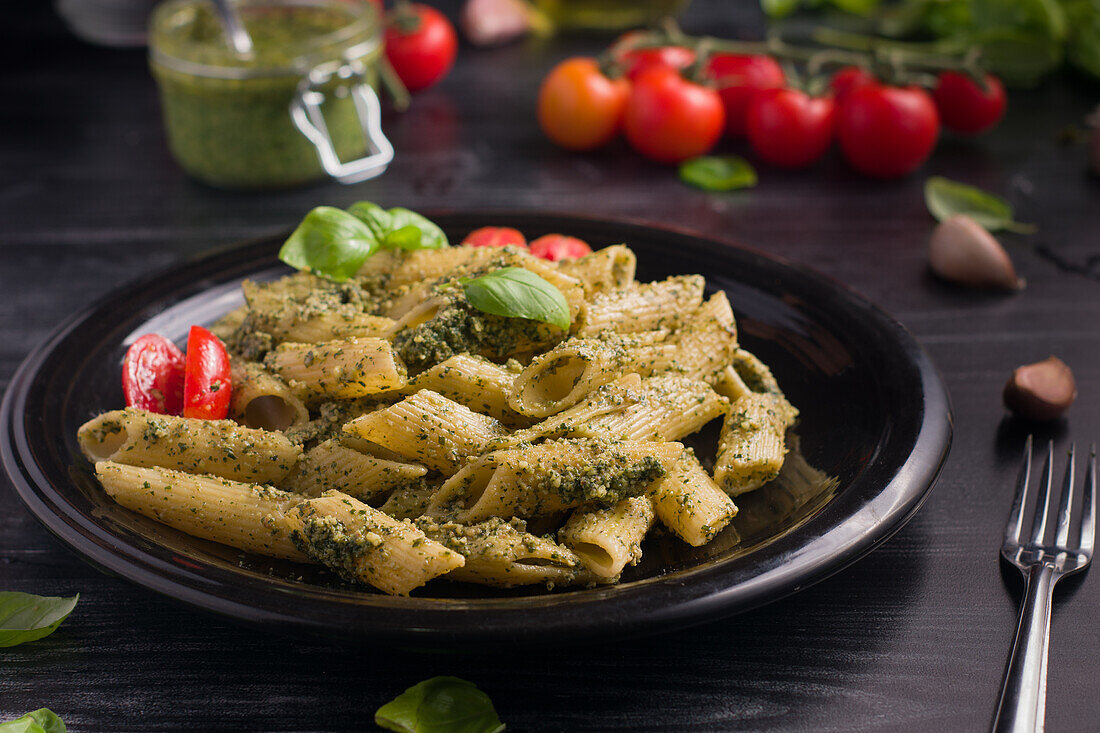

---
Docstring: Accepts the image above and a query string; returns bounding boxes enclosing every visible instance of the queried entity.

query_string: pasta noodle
[80,237,805,596]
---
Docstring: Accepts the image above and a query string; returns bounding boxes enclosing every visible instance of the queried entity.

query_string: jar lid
[149,0,380,79]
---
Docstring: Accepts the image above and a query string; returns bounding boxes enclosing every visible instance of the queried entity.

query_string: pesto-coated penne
[559,496,655,578]
[287,491,464,595]
[556,244,637,295]
[78,408,301,484]
[230,359,309,431]
[94,461,308,562]
[648,454,738,546]
[279,438,428,502]
[575,274,705,336]
[265,337,407,400]
[405,354,527,425]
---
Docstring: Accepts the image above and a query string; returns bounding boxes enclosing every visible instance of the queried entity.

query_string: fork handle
[992,563,1056,733]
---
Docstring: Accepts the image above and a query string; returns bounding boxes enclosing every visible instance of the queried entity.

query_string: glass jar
[534,0,691,30]
[149,0,392,189]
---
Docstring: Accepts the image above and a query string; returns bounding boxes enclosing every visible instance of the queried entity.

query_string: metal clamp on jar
[149,0,392,189]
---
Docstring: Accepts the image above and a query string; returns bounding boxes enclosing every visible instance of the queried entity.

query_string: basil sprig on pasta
[462,267,571,330]
[375,676,505,733]
[0,591,79,648]
[279,202,449,282]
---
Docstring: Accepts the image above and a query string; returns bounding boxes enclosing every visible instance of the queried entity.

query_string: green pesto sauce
[150,2,379,189]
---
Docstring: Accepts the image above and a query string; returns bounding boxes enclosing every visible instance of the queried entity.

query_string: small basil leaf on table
[924,177,1036,233]
[375,677,505,733]
[0,592,78,648]
[278,206,378,282]
[0,709,66,733]
[679,156,757,191]
[462,267,571,330]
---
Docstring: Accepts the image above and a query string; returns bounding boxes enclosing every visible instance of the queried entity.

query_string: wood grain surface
[2,2,1099,730]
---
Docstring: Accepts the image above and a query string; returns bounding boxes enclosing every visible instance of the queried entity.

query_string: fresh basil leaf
[0,592,78,648]
[1064,0,1100,78]
[375,677,505,733]
[279,206,378,282]
[679,156,757,192]
[463,267,571,330]
[760,0,800,18]
[347,201,449,252]
[924,177,1036,233]
[384,208,448,250]
[347,201,392,242]
[0,709,66,733]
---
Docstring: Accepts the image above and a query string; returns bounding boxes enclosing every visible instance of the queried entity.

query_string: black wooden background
[3,2,1099,731]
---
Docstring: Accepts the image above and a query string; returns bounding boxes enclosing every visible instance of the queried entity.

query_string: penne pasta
[559,496,655,578]
[230,358,310,431]
[648,454,738,546]
[78,408,301,484]
[575,274,705,336]
[279,438,428,502]
[556,244,637,295]
[265,337,407,400]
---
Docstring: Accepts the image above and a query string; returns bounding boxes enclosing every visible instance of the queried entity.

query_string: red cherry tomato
[537,57,631,151]
[704,53,785,138]
[837,84,940,179]
[623,66,725,164]
[829,66,876,104]
[747,89,835,169]
[182,326,232,420]
[614,32,696,81]
[529,234,592,261]
[933,71,1006,135]
[384,4,458,92]
[462,226,528,248]
[122,334,185,415]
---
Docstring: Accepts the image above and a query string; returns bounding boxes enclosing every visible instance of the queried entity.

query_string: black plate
[1,213,952,644]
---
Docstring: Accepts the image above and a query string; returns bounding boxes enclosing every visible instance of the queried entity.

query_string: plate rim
[1,212,953,643]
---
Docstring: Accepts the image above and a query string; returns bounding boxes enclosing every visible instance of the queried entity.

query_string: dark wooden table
[3,2,1099,730]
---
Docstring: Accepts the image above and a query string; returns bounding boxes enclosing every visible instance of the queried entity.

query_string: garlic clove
[461,0,533,47]
[1003,356,1077,421]
[928,214,1024,291]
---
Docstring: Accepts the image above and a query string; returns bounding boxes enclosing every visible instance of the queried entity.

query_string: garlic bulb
[461,0,534,47]
[1003,356,1077,421]
[928,214,1024,291]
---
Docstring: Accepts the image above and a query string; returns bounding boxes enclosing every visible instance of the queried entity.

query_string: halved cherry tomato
[122,334,185,415]
[829,66,876,104]
[538,57,631,151]
[614,32,696,81]
[704,53,785,138]
[623,66,725,164]
[182,326,232,420]
[384,3,458,92]
[837,84,939,179]
[529,234,592,261]
[747,88,835,169]
[933,71,1006,135]
[462,226,528,248]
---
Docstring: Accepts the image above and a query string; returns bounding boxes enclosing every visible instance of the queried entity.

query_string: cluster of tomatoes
[461,228,593,260]
[537,37,1007,179]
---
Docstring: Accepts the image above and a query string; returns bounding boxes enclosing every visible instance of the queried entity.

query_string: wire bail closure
[291,59,393,184]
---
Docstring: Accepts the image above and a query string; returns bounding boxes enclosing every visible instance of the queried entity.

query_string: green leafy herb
[760,0,800,18]
[0,592,79,648]
[679,156,758,192]
[347,201,449,251]
[0,710,66,733]
[462,267,571,330]
[924,177,1036,233]
[278,206,378,282]
[375,677,504,733]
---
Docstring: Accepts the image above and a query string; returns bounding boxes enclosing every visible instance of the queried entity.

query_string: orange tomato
[537,57,630,151]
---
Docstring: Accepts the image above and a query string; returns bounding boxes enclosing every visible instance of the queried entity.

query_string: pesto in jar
[149,0,381,189]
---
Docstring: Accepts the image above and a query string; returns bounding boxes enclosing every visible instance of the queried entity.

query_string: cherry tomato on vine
[829,66,876,104]
[837,84,940,178]
[623,66,725,164]
[182,326,232,420]
[933,71,1006,135]
[614,32,696,81]
[703,53,785,138]
[462,226,528,248]
[747,89,836,169]
[538,57,630,151]
[529,234,592,261]
[384,3,458,92]
[122,334,185,415]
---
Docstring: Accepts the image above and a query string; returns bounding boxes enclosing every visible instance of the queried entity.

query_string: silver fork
[992,437,1095,733]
